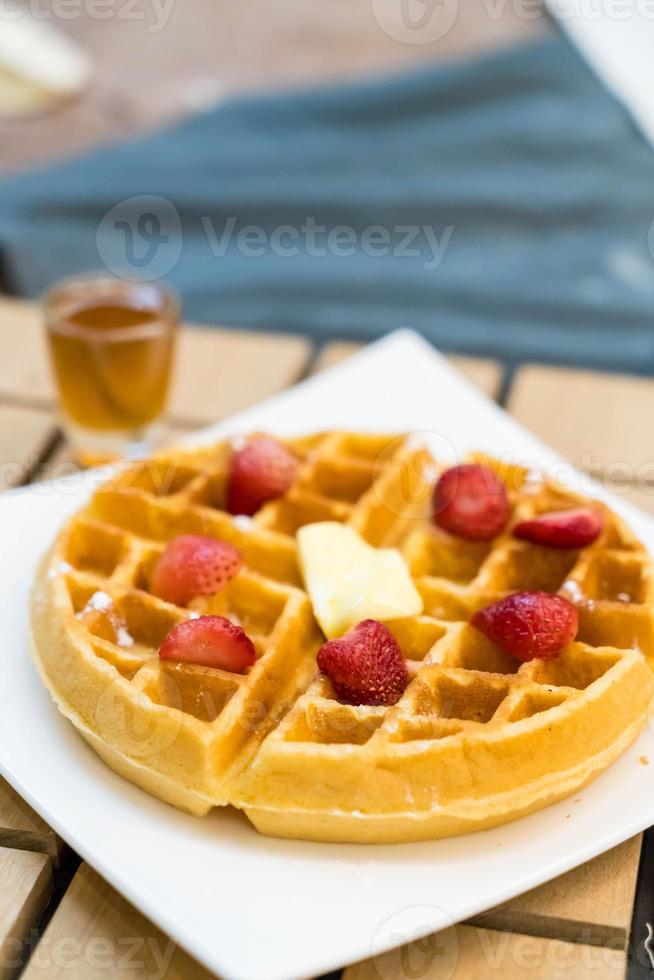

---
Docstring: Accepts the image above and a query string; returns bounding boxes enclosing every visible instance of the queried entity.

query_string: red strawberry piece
[316,619,409,707]
[433,464,510,541]
[159,615,256,672]
[227,436,299,516]
[150,535,242,606]
[514,508,603,550]
[471,591,578,662]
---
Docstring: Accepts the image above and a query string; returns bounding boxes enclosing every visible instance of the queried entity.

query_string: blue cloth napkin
[1,32,654,371]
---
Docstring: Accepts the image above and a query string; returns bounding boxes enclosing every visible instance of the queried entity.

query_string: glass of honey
[43,275,179,465]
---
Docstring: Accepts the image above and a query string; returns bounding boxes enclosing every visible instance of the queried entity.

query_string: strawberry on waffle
[31,434,654,842]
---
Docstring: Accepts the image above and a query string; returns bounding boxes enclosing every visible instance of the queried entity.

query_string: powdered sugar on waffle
[76,591,134,647]
[232,515,255,532]
[563,579,597,611]
[47,560,73,580]
[78,591,113,615]
[116,626,134,648]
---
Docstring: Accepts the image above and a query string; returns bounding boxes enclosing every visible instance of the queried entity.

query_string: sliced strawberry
[226,436,298,517]
[514,508,603,549]
[159,615,256,672]
[433,464,510,541]
[317,619,409,706]
[150,535,242,606]
[471,591,578,662]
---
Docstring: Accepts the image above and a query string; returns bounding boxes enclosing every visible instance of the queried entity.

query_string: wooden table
[1,295,653,979]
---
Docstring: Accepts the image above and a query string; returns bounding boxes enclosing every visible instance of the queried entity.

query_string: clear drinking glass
[43,275,179,465]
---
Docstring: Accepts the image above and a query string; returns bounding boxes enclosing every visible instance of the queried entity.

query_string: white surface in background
[1,330,654,980]
[0,3,90,95]
[549,1,654,145]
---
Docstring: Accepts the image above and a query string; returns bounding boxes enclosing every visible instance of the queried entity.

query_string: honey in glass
[43,276,179,464]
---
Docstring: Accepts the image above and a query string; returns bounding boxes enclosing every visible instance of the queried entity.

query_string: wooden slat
[472,836,641,946]
[344,924,626,980]
[21,863,213,980]
[0,847,52,980]
[448,355,503,400]
[0,779,61,863]
[313,341,503,400]
[170,326,310,424]
[0,406,55,489]
[0,298,311,425]
[508,360,654,515]
[508,364,654,481]
[0,299,52,406]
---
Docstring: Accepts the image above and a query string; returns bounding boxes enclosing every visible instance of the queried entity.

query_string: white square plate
[1,330,653,980]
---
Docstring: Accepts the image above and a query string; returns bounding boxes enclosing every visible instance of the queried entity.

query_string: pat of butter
[297,522,423,638]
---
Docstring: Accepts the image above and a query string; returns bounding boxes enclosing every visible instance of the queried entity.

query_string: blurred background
[1,3,654,375]
[0,1,544,174]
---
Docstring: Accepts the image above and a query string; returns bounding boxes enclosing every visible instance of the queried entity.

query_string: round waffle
[31,434,654,841]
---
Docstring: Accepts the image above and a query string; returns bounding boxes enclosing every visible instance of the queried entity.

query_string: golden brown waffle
[31,513,319,815]
[232,452,654,841]
[30,432,427,816]
[31,433,654,841]
[85,431,429,581]
[236,627,650,842]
